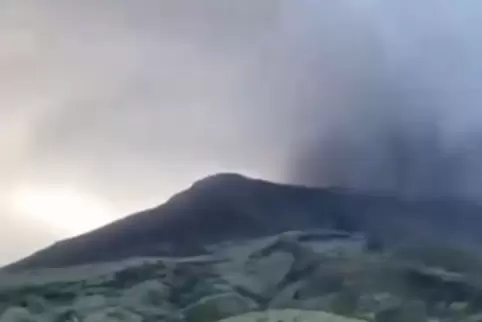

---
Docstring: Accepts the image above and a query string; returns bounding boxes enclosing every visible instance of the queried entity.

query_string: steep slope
[1,230,482,321]
[6,173,482,271]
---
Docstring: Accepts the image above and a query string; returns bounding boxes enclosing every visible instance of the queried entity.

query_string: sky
[2,1,482,265]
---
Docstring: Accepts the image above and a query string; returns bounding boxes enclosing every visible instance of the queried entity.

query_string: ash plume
[266,1,482,201]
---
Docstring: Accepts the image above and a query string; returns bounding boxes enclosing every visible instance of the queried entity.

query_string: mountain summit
[6,173,482,271]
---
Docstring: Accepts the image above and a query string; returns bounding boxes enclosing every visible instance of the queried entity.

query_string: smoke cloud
[274,1,482,200]
[2,0,482,263]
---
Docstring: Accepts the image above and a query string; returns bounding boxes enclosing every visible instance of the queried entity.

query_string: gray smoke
[270,1,482,200]
[4,0,482,204]
[3,0,482,264]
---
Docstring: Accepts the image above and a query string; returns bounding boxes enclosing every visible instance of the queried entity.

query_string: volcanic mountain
[6,173,482,271]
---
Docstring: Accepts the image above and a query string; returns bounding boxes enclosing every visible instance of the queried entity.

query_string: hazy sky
[2,1,482,265]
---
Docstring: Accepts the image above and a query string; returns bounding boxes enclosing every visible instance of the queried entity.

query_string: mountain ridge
[6,173,482,271]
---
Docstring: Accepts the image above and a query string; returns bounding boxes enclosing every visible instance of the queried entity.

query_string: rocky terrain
[1,229,482,321]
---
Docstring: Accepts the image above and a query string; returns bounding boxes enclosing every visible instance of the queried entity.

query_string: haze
[2,0,482,265]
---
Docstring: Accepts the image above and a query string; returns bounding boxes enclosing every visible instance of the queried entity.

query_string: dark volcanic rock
[6,173,482,271]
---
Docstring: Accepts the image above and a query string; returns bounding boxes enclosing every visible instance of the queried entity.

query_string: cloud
[2,0,482,263]
[1,1,281,207]
[283,1,482,200]
[0,1,287,263]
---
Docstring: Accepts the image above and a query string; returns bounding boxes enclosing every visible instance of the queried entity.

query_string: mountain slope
[1,229,481,322]
[6,173,482,271]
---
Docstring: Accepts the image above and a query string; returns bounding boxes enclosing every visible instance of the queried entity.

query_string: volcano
[6,173,482,271]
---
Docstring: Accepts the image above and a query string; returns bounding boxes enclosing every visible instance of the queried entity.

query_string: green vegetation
[2,233,482,321]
